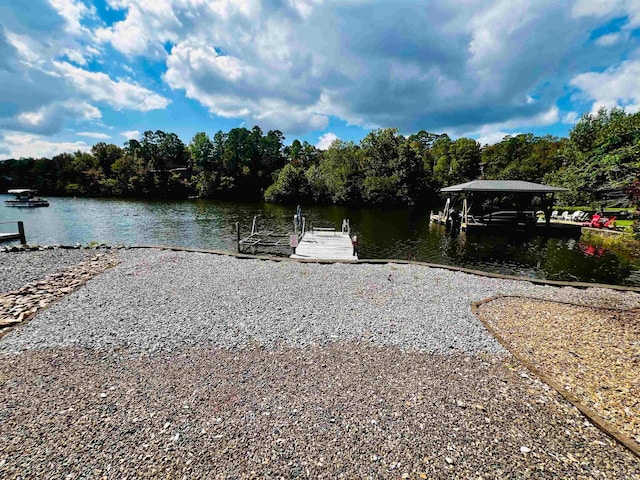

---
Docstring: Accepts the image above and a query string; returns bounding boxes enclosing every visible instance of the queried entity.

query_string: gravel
[1,345,638,478]
[1,248,640,477]
[2,248,639,354]
[0,248,93,294]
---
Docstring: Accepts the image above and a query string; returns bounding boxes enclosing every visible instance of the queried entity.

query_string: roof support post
[462,196,468,227]
[542,193,555,227]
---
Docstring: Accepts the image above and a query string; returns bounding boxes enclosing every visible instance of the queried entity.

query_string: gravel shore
[2,248,639,354]
[1,248,639,477]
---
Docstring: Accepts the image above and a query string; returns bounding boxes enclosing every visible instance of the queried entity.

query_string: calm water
[1,195,639,286]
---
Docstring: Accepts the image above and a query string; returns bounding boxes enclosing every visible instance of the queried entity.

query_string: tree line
[1,108,639,210]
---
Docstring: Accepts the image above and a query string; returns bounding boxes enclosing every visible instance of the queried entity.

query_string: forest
[1,108,639,212]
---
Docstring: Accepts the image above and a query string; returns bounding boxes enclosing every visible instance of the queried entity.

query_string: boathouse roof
[441,180,567,193]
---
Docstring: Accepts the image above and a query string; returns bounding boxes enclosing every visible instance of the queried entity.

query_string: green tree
[360,128,407,205]
[450,137,481,183]
[318,140,362,204]
[264,163,308,203]
[548,108,640,206]
[431,134,452,186]
[189,132,215,172]
[91,143,123,177]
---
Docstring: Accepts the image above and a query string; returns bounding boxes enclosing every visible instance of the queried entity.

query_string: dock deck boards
[290,231,357,261]
[0,232,21,243]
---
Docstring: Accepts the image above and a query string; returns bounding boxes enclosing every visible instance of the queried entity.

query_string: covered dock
[431,180,572,232]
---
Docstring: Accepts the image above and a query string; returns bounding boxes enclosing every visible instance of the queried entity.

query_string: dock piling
[17,221,26,244]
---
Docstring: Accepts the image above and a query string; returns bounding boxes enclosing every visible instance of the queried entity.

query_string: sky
[1,0,640,159]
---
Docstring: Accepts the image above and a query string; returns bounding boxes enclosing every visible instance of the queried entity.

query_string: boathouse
[432,180,568,232]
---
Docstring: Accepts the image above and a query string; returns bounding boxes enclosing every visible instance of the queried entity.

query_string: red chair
[603,216,616,229]
[583,213,603,228]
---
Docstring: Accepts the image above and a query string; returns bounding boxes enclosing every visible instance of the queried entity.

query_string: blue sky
[1,0,640,159]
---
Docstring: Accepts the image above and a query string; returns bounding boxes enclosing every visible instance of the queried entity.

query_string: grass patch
[615,219,635,228]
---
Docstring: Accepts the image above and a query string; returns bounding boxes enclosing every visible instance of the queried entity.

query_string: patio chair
[560,211,570,220]
[577,211,591,222]
[570,211,583,222]
[551,210,559,219]
[583,213,603,228]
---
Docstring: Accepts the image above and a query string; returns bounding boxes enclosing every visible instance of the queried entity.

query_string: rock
[0,252,120,333]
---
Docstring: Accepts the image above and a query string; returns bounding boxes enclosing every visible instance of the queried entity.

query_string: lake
[1,195,639,287]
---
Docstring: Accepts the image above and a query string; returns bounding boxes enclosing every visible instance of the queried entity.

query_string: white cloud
[315,132,339,150]
[17,110,46,127]
[594,32,622,46]
[462,105,561,144]
[572,0,640,27]
[77,131,111,139]
[156,1,579,134]
[570,59,640,113]
[4,0,640,148]
[4,31,46,69]
[94,0,183,57]
[48,0,95,35]
[460,105,559,140]
[563,111,580,124]
[120,130,140,139]
[0,132,91,159]
[164,41,328,133]
[54,61,170,111]
[572,0,623,18]
[476,130,519,146]
[8,102,101,135]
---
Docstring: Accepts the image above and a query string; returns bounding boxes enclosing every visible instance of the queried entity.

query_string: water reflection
[0,195,637,286]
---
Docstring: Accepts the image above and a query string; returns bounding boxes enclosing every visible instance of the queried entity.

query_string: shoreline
[4,243,640,292]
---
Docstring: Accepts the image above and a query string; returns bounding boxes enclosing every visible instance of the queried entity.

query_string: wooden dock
[0,221,26,244]
[236,208,358,261]
[290,229,357,261]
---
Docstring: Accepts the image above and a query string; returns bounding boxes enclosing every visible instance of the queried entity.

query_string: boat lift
[236,206,306,255]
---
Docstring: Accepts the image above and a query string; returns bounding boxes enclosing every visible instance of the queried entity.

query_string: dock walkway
[0,221,26,244]
[290,230,357,261]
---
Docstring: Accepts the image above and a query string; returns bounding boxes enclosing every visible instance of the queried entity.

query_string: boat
[478,210,538,227]
[5,189,50,207]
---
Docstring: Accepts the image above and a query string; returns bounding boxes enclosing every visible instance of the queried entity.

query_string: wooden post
[17,221,26,244]
[236,222,240,253]
[545,193,555,227]
[462,197,468,227]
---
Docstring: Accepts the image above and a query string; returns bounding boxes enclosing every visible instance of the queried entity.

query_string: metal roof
[440,180,567,193]
[7,189,37,194]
